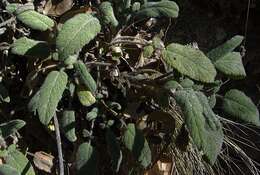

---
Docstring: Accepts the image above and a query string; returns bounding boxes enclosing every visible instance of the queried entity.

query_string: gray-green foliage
[163,43,217,83]
[28,71,68,125]
[174,90,223,164]
[0,120,26,138]
[76,142,98,175]
[56,14,101,61]
[136,1,179,18]
[74,60,97,93]
[60,110,77,142]
[123,123,151,168]
[11,37,50,58]
[76,89,96,107]
[5,149,35,175]
[223,89,260,126]
[0,164,20,175]
[99,2,119,27]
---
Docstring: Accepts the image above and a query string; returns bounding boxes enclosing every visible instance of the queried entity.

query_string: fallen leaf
[43,0,74,17]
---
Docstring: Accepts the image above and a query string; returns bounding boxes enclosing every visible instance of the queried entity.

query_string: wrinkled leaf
[76,142,98,175]
[163,43,216,83]
[56,13,101,60]
[43,0,73,16]
[5,149,35,175]
[123,123,151,168]
[60,110,77,142]
[214,52,246,79]
[11,37,50,58]
[0,164,20,175]
[175,90,223,164]
[99,2,118,27]
[179,78,194,88]
[74,60,97,93]
[28,71,68,125]
[106,129,122,172]
[207,35,244,62]
[136,1,179,18]
[223,89,260,126]
[0,120,26,138]
[17,9,54,31]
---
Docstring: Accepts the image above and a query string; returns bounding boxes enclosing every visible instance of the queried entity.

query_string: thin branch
[53,113,64,175]
[0,17,15,28]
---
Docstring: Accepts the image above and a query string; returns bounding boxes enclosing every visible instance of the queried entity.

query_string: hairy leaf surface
[207,35,244,62]
[123,123,151,168]
[56,14,101,60]
[214,52,246,78]
[60,110,77,142]
[11,37,50,58]
[136,1,179,18]
[17,10,54,31]
[28,71,68,125]
[163,43,216,83]
[223,89,260,126]
[0,164,20,175]
[76,142,97,175]
[99,2,118,27]
[5,149,35,175]
[175,90,223,164]
[0,120,26,138]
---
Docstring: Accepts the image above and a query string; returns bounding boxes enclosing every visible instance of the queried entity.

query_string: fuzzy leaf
[106,129,122,172]
[223,89,260,126]
[17,10,54,31]
[175,90,223,164]
[28,71,68,125]
[76,142,98,175]
[77,89,96,107]
[60,110,77,142]
[163,43,216,83]
[56,14,101,60]
[207,35,244,62]
[99,2,118,27]
[214,52,246,79]
[0,165,20,175]
[123,123,151,168]
[5,3,21,13]
[5,149,35,175]
[11,37,50,58]
[136,1,179,18]
[74,60,97,93]
[0,120,26,138]
[143,45,154,58]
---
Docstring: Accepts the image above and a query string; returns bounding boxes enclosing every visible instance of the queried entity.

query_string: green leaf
[28,71,68,125]
[11,37,50,58]
[0,164,20,175]
[56,14,101,61]
[0,120,26,138]
[174,90,223,164]
[77,89,96,107]
[106,129,122,172]
[74,60,97,93]
[5,149,35,175]
[143,45,154,58]
[5,3,21,14]
[60,110,77,142]
[207,35,244,62]
[99,2,118,27]
[223,89,260,126]
[136,1,179,18]
[76,142,98,175]
[17,10,54,31]
[195,92,223,164]
[0,83,10,103]
[214,52,246,79]
[179,78,194,88]
[123,123,151,168]
[163,43,216,83]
